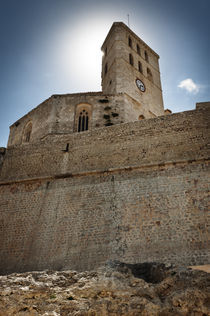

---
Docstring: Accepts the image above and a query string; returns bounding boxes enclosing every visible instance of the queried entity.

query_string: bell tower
[101,22,164,118]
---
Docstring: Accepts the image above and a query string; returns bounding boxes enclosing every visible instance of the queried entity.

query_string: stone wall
[101,22,164,117]
[8,97,53,147]
[7,93,143,147]
[0,103,209,274]
[1,104,209,182]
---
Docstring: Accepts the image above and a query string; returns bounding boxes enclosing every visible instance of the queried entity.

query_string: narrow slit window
[129,53,134,66]
[78,115,81,132]
[138,61,142,73]
[145,51,149,62]
[137,44,140,55]
[128,36,132,48]
[86,116,89,130]
[82,115,85,131]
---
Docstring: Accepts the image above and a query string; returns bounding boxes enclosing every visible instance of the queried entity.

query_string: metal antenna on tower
[127,14,130,27]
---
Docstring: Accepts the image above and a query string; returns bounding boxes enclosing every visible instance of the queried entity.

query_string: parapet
[196,101,210,110]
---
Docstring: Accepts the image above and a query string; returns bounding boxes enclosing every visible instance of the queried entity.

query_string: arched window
[145,51,149,62]
[147,67,153,82]
[75,104,92,133]
[128,36,132,48]
[137,44,140,55]
[78,110,89,132]
[139,115,145,120]
[23,122,32,143]
[129,53,134,66]
[138,61,142,73]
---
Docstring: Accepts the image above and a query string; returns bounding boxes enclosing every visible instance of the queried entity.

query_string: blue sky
[0,0,209,147]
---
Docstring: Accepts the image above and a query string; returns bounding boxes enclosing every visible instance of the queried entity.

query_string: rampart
[0,103,209,274]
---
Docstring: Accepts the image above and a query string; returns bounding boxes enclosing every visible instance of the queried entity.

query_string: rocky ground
[0,261,209,316]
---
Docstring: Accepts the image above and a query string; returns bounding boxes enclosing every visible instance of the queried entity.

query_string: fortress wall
[1,105,209,182]
[0,161,209,275]
[0,104,209,274]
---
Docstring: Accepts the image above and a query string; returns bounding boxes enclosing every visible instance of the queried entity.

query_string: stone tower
[101,22,164,118]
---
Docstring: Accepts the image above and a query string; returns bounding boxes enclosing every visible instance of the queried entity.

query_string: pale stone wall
[8,91,163,148]
[8,97,53,147]
[0,103,209,274]
[101,22,164,118]
[7,93,127,147]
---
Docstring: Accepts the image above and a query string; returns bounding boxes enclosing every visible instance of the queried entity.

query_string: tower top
[101,22,159,59]
[101,21,164,117]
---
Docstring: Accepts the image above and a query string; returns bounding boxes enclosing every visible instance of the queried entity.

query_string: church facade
[0,22,209,274]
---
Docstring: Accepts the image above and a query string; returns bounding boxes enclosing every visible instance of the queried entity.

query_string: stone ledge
[0,157,209,186]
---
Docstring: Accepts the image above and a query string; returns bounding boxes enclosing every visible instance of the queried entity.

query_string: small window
[139,115,145,120]
[23,122,32,143]
[128,36,132,48]
[25,131,31,142]
[137,44,140,55]
[104,63,108,75]
[129,53,134,66]
[147,67,153,82]
[145,51,149,62]
[138,61,142,73]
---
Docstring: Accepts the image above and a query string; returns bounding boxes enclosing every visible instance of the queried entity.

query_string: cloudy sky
[0,0,209,147]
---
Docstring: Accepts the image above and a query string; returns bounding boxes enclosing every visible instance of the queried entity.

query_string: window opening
[145,51,148,62]
[137,44,140,55]
[25,131,31,142]
[78,110,89,132]
[138,61,142,73]
[23,122,32,143]
[129,53,134,66]
[128,36,132,48]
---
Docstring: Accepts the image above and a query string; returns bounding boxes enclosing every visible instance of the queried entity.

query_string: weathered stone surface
[0,18,209,276]
[0,263,209,315]
[101,22,164,117]
[0,103,209,274]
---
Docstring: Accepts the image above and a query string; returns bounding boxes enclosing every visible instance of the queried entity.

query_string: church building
[6,22,168,147]
[0,22,209,275]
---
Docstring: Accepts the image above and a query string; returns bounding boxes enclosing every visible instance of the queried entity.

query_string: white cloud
[178,78,199,94]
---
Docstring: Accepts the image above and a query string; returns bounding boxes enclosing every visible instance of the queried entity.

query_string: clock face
[136,79,145,92]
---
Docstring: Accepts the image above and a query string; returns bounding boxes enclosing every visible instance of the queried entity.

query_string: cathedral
[6,22,169,147]
[0,22,209,275]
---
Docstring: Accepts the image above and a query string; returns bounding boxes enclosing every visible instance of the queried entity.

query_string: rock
[0,262,209,315]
